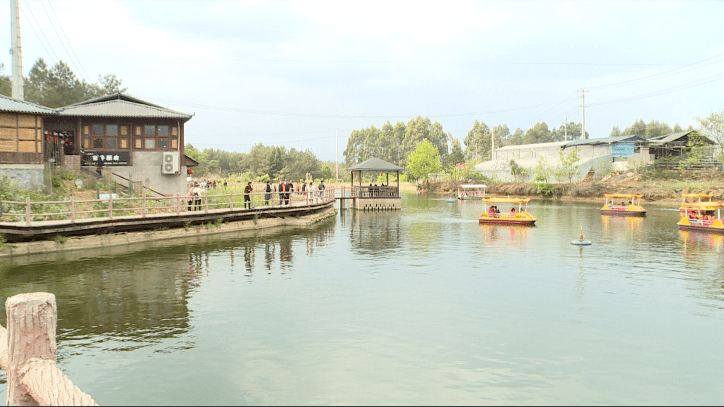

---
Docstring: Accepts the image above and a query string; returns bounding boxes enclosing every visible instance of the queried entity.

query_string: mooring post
[25,197,30,226]
[6,293,57,406]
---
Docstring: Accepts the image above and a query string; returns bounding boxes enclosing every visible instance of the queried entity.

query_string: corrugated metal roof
[348,157,404,171]
[0,94,56,115]
[496,141,567,150]
[57,99,192,119]
[562,135,646,147]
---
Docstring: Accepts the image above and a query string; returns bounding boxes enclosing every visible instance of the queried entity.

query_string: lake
[1,194,723,405]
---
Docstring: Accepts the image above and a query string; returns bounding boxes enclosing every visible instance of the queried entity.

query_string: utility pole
[491,126,495,160]
[580,89,588,139]
[335,129,338,182]
[10,0,24,100]
[563,118,567,141]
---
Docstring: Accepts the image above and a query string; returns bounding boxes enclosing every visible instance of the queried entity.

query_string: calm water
[1,194,723,405]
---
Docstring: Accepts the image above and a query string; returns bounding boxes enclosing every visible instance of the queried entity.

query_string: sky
[2,0,723,162]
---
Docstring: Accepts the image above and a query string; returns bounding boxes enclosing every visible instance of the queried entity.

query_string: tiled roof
[56,93,193,120]
[0,94,56,115]
[348,157,404,171]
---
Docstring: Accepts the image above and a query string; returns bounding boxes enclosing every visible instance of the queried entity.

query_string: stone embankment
[0,207,336,262]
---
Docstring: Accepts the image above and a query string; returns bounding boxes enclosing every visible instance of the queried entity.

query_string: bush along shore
[428,169,724,205]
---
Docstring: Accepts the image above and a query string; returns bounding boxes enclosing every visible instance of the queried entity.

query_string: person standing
[279,179,285,206]
[244,182,253,209]
[318,180,325,198]
[191,183,203,211]
[286,179,293,205]
[264,181,272,205]
[309,182,317,204]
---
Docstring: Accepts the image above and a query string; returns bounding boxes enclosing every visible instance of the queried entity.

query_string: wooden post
[6,293,57,406]
[230,192,233,210]
[176,194,180,215]
[70,196,75,223]
[25,197,30,225]
[142,188,147,218]
[108,194,113,220]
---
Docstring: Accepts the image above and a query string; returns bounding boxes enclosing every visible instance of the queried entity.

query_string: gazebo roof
[348,157,404,172]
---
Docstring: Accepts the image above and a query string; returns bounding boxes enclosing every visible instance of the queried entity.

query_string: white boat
[457,184,486,200]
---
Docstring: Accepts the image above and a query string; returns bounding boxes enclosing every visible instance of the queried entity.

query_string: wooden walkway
[0,191,335,242]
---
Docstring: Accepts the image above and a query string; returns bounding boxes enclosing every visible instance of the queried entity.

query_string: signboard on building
[611,143,635,158]
[81,151,131,166]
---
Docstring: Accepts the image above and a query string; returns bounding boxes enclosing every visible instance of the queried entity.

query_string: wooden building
[45,93,194,196]
[0,94,56,189]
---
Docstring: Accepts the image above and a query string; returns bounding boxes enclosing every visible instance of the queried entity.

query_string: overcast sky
[2,0,723,161]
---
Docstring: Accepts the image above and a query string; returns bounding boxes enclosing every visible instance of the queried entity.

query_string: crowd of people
[186,179,327,211]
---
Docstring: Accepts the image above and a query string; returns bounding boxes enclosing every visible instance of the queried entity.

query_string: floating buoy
[571,225,592,246]
[447,197,456,203]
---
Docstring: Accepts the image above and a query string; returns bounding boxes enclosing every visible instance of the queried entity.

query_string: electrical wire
[41,0,93,83]
[20,0,60,65]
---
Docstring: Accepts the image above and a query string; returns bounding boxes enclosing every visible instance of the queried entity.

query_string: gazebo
[347,157,404,211]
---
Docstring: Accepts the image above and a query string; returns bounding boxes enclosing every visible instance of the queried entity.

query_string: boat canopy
[483,197,530,204]
[460,184,487,189]
[681,193,713,200]
[604,193,643,199]
[680,201,724,210]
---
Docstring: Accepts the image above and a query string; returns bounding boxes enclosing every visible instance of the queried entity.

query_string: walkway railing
[0,293,97,406]
[0,188,335,226]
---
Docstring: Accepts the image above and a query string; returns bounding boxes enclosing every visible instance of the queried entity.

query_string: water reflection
[479,224,532,245]
[601,215,644,238]
[346,210,402,255]
[679,230,724,253]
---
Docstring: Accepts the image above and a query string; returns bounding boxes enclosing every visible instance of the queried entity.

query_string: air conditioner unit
[162,151,180,174]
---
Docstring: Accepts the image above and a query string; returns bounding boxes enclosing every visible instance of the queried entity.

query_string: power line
[41,0,92,82]
[589,53,724,91]
[20,0,60,65]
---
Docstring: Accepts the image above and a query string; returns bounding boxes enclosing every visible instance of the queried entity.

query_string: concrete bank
[0,207,337,263]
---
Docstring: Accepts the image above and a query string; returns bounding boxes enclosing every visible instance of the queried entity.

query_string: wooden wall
[0,113,43,164]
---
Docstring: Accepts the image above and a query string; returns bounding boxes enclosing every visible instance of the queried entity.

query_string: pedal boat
[600,193,646,216]
[479,197,536,226]
[458,184,487,200]
[678,201,724,233]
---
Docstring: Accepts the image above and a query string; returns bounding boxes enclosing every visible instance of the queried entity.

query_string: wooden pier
[0,189,336,242]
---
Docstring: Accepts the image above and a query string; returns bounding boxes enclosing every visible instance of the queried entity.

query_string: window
[139,124,175,150]
[83,123,129,150]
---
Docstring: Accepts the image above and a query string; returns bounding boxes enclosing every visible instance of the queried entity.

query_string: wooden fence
[0,293,97,406]
[0,188,335,226]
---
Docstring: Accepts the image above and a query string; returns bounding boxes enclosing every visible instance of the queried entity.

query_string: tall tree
[0,64,11,96]
[523,122,552,144]
[697,110,724,161]
[463,120,490,162]
[406,140,441,182]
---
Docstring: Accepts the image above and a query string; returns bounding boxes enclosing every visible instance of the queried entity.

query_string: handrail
[0,187,336,226]
[110,172,165,197]
[1,293,98,406]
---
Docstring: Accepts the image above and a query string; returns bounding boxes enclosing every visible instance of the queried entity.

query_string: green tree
[463,120,491,162]
[509,159,527,183]
[532,156,553,183]
[0,64,11,96]
[406,140,441,182]
[523,122,552,144]
[609,126,622,137]
[556,148,581,184]
[509,128,524,145]
[697,110,724,161]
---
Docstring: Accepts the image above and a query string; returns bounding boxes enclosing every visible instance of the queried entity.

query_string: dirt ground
[431,169,724,205]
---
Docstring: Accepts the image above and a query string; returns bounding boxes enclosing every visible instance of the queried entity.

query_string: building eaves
[348,157,405,172]
[0,94,56,115]
[56,99,193,120]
